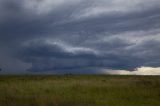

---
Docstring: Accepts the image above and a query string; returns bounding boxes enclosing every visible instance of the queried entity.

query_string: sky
[0,0,160,75]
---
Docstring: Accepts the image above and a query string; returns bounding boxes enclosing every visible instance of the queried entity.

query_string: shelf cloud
[0,0,160,74]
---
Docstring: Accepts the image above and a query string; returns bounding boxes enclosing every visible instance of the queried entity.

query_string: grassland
[0,75,160,106]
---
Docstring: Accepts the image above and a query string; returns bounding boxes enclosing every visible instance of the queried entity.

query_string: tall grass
[0,75,160,106]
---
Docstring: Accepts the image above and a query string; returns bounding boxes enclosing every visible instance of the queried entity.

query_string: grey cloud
[16,39,146,72]
[0,0,160,74]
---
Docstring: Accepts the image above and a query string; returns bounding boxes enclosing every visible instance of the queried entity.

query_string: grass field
[0,75,160,106]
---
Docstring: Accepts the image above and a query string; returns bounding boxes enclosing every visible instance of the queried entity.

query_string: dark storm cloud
[16,39,160,72]
[0,0,160,74]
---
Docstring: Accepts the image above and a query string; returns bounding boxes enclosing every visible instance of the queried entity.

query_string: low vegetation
[0,75,160,106]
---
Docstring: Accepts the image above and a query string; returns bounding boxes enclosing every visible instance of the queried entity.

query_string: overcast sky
[0,0,160,75]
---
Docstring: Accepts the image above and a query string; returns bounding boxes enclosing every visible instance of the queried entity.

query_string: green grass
[0,75,160,106]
